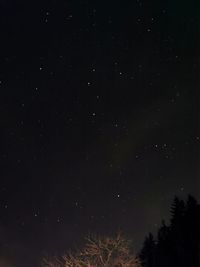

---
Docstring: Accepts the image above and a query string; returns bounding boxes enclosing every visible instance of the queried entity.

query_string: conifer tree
[139,233,156,267]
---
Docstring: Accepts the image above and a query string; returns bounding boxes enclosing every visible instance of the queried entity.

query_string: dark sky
[0,0,199,266]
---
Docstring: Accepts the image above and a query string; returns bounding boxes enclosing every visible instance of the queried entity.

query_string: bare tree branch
[42,233,141,267]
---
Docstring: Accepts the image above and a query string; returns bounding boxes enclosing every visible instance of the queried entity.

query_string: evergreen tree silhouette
[139,233,156,267]
[139,195,200,267]
[184,195,200,267]
[170,196,185,235]
[156,220,172,267]
[169,196,186,267]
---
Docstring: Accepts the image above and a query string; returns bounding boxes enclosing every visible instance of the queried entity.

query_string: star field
[0,0,199,266]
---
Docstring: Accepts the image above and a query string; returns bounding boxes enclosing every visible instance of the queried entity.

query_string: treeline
[139,195,200,267]
[42,195,200,267]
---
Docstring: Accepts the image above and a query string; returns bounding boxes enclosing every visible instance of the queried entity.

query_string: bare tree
[43,233,140,267]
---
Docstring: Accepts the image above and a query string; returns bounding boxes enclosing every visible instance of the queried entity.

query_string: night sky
[0,0,199,266]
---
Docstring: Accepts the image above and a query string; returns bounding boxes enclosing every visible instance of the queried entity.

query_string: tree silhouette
[184,195,200,267]
[170,196,185,231]
[139,233,156,267]
[139,195,200,267]
[156,220,172,267]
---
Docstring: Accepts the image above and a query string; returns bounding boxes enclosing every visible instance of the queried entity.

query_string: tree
[156,221,173,267]
[43,233,140,267]
[170,196,185,229]
[184,195,200,267]
[139,195,200,267]
[139,233,156,267]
